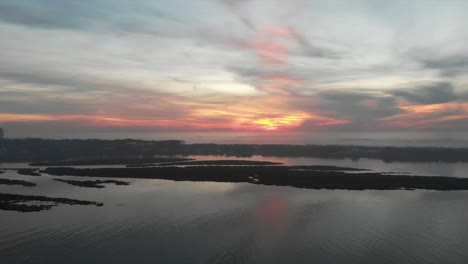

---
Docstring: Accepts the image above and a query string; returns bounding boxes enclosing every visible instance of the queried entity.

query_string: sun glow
[253,115,306,130]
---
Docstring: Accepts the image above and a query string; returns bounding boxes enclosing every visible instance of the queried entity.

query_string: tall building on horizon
[0,128,3,139]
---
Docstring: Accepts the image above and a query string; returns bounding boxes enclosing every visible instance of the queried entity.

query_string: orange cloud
[240,25,298,67]
[399,101,468,114]
[0,105,349,132]
[260,75,302,83]
[0,113,56,122]
[379,101,468,128]
[262,26,294,38]
[244,40,289,64]
[245,41,287,53]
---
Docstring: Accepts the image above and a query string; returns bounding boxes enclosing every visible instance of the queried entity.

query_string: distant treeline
[1,138,468,163]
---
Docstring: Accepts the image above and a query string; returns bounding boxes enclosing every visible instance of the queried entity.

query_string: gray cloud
[320,92,402,118]
[0,70,96,93]
[0,98,89,115]
[422,56,468,77]
[2,120,187,139]
[389,82,456,104]
[0,69,194,119]
[0,0,179,32]
[292,31,342,59]
[313,91,403,130]
[0,0,104,29]
[220,0,255,31]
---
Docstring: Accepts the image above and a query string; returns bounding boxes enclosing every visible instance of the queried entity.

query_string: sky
[1,0,468,136]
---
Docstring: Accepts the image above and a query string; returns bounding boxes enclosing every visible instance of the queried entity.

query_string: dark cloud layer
[390,82,456,105]
[0,0,102,29]
[0,0,177,32]
[318,91,403,126]
[421,56,468,77]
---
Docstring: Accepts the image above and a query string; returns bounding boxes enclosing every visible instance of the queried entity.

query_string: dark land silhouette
[0,193,103,212]
[1,138,468,163]
[17,169,41,176]
[137,160,283,167]
[0,178,36,187]
[42,165,468,191]
[54,179,130,188]
[30,157,193,166]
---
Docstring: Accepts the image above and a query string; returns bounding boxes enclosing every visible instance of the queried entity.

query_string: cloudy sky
[1,0,468,135]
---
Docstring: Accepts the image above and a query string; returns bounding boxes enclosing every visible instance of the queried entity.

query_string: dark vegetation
[131,160,283,167]
[0,179,36,187]
[0,139,185,162]
[0,170,4,174]
[42,166,468,191]
[1,139,468,163]
[30,157,193,166]
[126,163,163,168]
[54,179,129,188]
[0,193,103,212]
[289,165,368,171]
[17,169,41,176]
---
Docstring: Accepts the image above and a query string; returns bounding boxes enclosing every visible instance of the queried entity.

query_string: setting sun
[253,115,306,130]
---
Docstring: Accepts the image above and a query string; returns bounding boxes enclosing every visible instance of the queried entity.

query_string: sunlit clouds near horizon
[1,0,468,135]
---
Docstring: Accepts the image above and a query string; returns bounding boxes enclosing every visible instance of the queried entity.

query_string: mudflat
[42,165,468,191]
[0,193,103,212]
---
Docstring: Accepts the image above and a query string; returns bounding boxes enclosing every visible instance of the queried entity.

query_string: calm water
[1,163,468,263]
[9,131,468,147]
[3,155,468,178]
[190,155,468,178]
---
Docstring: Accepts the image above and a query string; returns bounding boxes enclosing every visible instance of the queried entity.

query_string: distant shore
[1,138,468,163]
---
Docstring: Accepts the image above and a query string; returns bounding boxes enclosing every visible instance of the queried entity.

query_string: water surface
[1,168,468,263]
